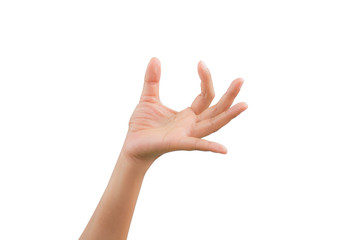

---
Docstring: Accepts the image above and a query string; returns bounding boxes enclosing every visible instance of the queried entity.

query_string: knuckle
[140,95,158,103]
[213,126,221,133]
[213,104,218,114]
[209,117,216,129]
[194,140,200,150]
[208,91,215,100]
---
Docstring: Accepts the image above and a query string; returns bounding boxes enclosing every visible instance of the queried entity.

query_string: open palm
[122,58,247,163]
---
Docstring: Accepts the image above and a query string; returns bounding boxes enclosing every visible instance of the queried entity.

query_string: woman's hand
[80,58,248,239]
[122,57,248,168]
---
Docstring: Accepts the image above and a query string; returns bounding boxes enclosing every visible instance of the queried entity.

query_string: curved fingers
[198,78,244,121]
[191,61,215,115]
[193,102,248,138]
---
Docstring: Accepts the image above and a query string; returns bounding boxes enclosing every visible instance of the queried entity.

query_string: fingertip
[145,57,161,82]
[242,102,248,110]
[228,102,248,117]
[221,146,228,154]
[215,143,227,154]
[232,102,248,111]
[228,78,244,94]
[150,57,160,65]
[147,57,161,72]
[233,78,244,86]
[198,60,207,69]
[146,57,159,70]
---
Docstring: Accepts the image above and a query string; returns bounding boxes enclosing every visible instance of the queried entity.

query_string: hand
[122,57,248,167]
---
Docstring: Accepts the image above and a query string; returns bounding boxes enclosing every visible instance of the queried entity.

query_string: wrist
[117,148,155,175]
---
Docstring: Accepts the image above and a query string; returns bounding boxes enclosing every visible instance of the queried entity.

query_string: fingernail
[223,146,228,154]
[200,60,208,70]
[219,144,227,154]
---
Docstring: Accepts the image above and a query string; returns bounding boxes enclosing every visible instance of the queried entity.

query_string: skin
[79,57,248,240]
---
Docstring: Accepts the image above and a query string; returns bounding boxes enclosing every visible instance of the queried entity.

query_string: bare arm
[79,151,148,240]
[79,57,248,240]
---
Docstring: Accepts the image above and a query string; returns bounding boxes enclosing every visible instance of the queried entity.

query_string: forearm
[80,150,150,240]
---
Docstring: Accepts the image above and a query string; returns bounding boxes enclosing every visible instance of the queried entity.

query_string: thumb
[141,57,161,101]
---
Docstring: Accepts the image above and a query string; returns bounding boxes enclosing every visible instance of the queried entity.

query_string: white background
[0,0,359,239]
